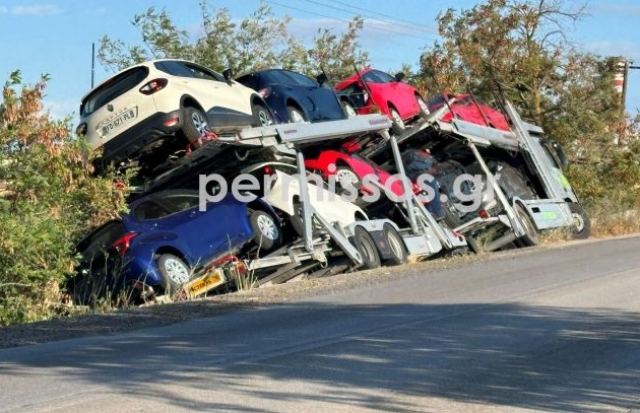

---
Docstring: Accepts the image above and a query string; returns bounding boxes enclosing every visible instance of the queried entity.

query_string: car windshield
[362,70,396,84]
[161,194,200,214]
[77,220,125,256]
[80,67,149,116]
[263,70,317,87]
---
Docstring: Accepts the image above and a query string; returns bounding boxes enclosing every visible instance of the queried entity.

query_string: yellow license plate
[183,269,226,298]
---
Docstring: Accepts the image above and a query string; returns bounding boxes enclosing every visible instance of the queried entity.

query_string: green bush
[0,72,128,325]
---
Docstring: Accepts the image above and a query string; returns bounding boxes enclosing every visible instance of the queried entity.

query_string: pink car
[335,68,430,132]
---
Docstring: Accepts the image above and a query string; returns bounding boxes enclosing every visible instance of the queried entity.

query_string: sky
[0,0,639,122]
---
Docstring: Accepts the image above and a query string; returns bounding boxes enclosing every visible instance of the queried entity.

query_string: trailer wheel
[353,227,381,270]
[514,203,539,247]
[569,202,591,239]
[383,223,408,265]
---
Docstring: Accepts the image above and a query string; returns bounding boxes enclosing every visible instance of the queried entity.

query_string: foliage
[98,1,368,81]
[416,0,638,215]
[0,73,128,325]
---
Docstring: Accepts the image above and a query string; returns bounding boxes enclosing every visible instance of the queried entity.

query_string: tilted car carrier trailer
[391,97,588,252]
[131,114,469,285]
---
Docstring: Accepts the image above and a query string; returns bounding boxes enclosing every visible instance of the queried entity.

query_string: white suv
[76,59,273,167]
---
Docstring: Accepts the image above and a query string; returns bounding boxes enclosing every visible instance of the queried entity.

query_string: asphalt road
[1,237,640,413]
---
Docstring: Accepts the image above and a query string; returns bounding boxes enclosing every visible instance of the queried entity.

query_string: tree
[0,72,128,325]
[98,1,367,79]
[416,0,636,212]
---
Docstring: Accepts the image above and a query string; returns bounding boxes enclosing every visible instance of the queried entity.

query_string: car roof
[335,67,373,90]
[80,58,198,101]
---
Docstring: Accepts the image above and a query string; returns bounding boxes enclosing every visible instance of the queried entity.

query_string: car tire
[251,102,273,127]
[341,100,357,118]
[249,209,282,252]
[382,223,408,266]
[416,95,430,118]
[157,254,191,295]
[334,166,361,196]
[569,202,591,239]
[181,106,209,146]
[390,106,405,134]
[287,106,306,123]
[352,226,382,270]
[514,203,539,247]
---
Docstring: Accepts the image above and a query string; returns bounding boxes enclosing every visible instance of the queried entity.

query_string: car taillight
[263,166,275,176]
[112,232,138,257]
[139,78,168,95]
[258,87,271,98]
[75,122,87,136]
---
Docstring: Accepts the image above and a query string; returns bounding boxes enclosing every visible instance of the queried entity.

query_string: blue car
[236,69,354,123]
[73,190,282,303]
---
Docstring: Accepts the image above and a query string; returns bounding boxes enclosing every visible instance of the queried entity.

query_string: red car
[335,68,429,132]
[429,94,511,131]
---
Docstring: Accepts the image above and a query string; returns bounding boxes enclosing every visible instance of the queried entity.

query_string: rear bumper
[99,110,183,166]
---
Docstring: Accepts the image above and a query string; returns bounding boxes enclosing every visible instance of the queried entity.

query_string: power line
[267,0,435,43]
[324,0,439,35]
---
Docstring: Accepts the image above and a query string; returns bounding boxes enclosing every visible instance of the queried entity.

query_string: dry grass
[590,209,640,238]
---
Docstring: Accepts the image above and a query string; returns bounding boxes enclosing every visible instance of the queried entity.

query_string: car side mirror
[316,73,328,86]
[223,68,233,85]
[394,72,406,82]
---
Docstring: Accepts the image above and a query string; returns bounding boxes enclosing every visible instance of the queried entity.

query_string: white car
[76,59,273,167]
[263,170,368,231]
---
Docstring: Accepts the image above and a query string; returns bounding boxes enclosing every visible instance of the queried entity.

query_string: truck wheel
[514,203,539,247]
[157,254,191,295]
[181,106,209,146]
[353,227,382,270]
[249,209,282,251]
[569,203,591,239]
[383,223,408,265]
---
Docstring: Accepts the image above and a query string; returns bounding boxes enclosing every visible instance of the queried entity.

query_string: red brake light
[112,232,138,257]
[478,210,490,219]
[139,78,168,95]
[263,166,275,176]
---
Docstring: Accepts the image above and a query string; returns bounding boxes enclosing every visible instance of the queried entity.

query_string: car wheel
[157,254,191,295]
[334,166,361,195]
[382,223,408,266]
[287,106,306,123]
[390,107,405,133]
[352,226,382,270]
[251,102,273,127]
[181,106,209,146]
[341,101,357,118]
[249,209,282,252]
[569,202,591,239]
[416,95,430,118]
[514,203,539,247]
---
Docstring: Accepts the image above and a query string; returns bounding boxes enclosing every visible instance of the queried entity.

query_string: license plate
[101,107,137,136]
[182,268,226,298]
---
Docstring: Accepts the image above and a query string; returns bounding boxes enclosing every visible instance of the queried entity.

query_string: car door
[158,194,252,264]
[371,70,416,119]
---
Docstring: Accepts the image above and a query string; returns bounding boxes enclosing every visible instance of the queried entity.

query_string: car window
[77,220,125,255]
[161,194,200,214]
[236,74,259,90]
[372,70,396,83]
[155,61,224,82]
[285,71,317,87]
[80,67,149,116]
[184,63,225,82]
[361,71,378,83]
[262,70,297,85]
[340,84,367,108]
[134,200,170,221]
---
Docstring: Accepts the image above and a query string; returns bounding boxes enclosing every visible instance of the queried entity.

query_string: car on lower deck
[236,69,354,124]
[76,59,273,169]
[428,94,511,131]
[72,190,282,303]
[335,68,429,132]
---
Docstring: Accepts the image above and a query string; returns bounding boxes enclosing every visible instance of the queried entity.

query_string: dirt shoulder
[0,236,632,349]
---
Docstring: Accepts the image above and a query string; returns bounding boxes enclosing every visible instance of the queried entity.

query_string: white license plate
[101,107,137,136]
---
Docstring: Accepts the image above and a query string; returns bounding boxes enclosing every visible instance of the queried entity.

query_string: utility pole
[91,42,95,89]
